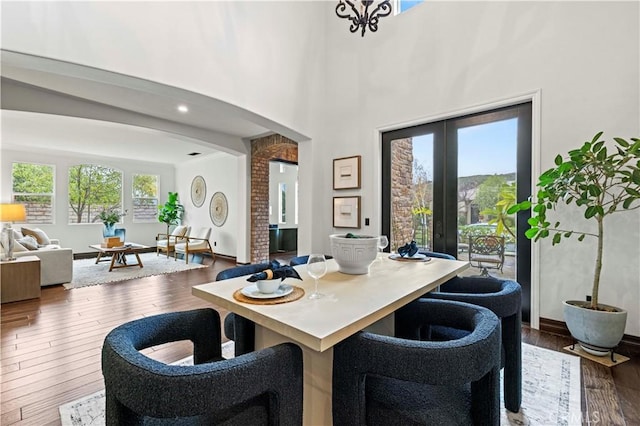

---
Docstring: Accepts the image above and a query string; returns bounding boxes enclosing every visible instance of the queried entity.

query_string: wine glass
[307,254,327,299]
[377,235,389,261]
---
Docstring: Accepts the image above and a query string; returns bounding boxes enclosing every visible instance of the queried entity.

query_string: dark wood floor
[1,256,638,425]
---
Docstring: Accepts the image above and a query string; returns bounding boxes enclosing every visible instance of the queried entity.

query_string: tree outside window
[68,164,123,224]
[12,162,55,224]
[132,174,158,222]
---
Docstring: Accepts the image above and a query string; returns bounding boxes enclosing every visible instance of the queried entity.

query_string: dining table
[192,256,469,425]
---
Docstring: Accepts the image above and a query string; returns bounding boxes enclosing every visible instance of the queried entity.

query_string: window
[279,183,287,223]
[394,0,422,14]
[12,162,55,224]
[68,164,123,224]
[132,174,158,222]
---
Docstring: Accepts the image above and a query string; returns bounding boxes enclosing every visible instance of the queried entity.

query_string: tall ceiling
[1,50,305,164]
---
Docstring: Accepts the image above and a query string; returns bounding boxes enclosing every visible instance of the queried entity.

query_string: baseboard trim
[540,317,640,351]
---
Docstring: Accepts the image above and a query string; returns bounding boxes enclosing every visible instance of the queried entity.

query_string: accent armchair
[156,225,189,257]
[335,298,502,425]
[174,226,215,264]
[423,275,522,412]
[102,308,303,425]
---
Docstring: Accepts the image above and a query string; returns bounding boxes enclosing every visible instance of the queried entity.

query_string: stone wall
[250,134,298,263]
[390,138,414,251]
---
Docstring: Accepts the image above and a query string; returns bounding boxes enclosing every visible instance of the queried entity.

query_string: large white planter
[563,300,627,356]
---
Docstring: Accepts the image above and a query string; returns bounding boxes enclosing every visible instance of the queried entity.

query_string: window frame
[11,161,56,225]
[131,173,159,223]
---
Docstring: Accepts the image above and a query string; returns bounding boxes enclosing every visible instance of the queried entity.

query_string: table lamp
[0,203,27,261]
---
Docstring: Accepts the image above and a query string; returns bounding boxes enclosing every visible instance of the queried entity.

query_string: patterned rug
[65,252,208,289]
[59,342,581,425]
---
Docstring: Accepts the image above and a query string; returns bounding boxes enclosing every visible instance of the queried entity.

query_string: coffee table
[89,243,150,272]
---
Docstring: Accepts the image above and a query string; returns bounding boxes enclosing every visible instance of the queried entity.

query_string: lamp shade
[0,204,27,222]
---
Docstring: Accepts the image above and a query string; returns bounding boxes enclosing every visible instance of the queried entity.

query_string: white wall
[0,1,325,141]
[319,1,640,335]
[0,149,174,253]
[174,152,241,258]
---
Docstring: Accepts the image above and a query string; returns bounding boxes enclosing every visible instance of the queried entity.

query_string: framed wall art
[190,175,206,207]
[333,155,361,190]
[210,191,228,227]
[333,196,361,228]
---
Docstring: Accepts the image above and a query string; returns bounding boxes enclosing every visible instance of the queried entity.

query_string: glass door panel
[457,118,518,281]
[388,134,434,252]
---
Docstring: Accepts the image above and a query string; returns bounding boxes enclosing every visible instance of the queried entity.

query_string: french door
[381,102,533,322]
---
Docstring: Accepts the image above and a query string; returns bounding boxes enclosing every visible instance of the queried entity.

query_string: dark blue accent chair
[102,308,303,425]
[335,299,502,425]
[288,254,333,266]
[424,275,522,413]
[216,262,273,356]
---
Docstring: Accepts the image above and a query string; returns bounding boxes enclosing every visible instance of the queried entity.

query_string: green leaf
[564,231,572,238]
[528,217,539,226]
[525,228,539,239]
[554,154,563,166]
[591,131,604,143]
[592,141,604,153]
[614,137,629,148]
[552,233,561,245]
[585,206,597,219]
[625,187,640,197]
[578,234,586,242]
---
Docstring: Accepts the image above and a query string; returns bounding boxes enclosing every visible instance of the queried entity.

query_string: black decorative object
[247,260,303,282]
[335,0,392,37]
[397,240,419,257]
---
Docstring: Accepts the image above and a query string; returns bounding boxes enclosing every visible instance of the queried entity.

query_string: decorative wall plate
[190,175,206,208]
[210,191,228,227]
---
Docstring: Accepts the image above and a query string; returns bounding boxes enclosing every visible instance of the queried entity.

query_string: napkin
[247,260,302,282]
[397,240,419,257]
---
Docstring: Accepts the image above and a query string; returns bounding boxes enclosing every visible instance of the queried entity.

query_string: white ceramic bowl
[256,279,280,294]
[329,233,378,275]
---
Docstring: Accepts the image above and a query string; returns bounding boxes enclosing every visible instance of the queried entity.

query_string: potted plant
[158,192,184,236]
[509,132,640,355]
[98,208,127,237]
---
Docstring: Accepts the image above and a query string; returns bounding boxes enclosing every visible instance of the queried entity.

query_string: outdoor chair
[174,226,214,264]
[468,235,505,275]
[156,225,189,257]
[102,308,303,425]
[335,299,502,425]
[422,275,522,412]
[216,262,273,356]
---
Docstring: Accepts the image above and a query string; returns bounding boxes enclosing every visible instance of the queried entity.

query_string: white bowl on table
[256,279,280,294]
[329,233,378,275]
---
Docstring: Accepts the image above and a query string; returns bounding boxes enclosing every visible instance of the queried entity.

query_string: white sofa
[12,229,73,286]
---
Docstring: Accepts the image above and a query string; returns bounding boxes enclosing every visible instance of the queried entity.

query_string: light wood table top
[193,257,469,352]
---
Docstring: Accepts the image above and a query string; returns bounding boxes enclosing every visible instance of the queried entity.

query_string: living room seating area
[12,227,73,286]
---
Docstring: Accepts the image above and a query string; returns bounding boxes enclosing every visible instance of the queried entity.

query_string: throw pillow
[17,235,39,251]
[12,240,28,252]
[21,227,51,245]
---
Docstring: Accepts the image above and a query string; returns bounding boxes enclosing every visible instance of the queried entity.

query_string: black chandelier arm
[335,0,392,37]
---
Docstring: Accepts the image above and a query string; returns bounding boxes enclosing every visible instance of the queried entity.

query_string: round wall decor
[210,191,228,227]
[190,175,206,208]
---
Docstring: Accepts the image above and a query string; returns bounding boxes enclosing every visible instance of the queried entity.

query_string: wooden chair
[156,225,189,257]
[174,227,215,264]
[468,235,505,275]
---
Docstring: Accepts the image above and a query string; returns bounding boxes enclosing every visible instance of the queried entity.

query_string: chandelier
[335,0,393,37]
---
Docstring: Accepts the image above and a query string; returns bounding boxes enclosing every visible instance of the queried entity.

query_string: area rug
[64,252,207,289]
[59,342,581,425]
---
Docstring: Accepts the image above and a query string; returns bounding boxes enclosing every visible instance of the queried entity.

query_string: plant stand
[563,343,629,367]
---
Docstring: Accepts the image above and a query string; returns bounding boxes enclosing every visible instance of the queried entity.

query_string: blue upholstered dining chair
[423,275,523,413]
[334,299,502,425]
[216,262,273,357]
[288,254,333,266]
[102,308,303,425]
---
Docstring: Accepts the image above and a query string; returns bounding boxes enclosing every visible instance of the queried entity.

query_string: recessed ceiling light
[177,104,189,113]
